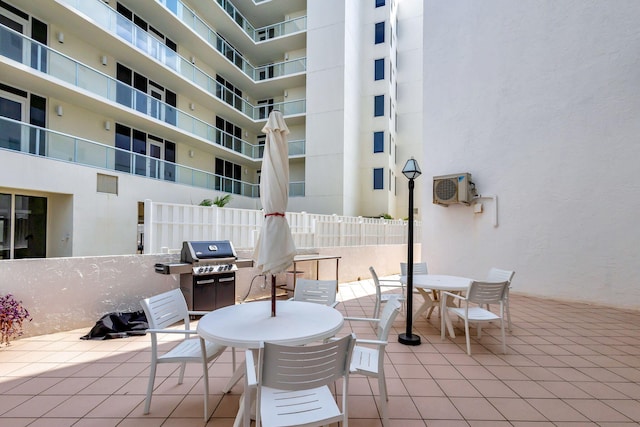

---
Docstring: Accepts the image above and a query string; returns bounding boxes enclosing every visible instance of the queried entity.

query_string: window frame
[374,95,384,117]
[373,131,384,153]
[373,168,384,190]
[374,58,384,80]
[375,22,385,44]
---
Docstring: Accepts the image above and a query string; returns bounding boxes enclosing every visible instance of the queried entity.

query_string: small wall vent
[433,173,476,206]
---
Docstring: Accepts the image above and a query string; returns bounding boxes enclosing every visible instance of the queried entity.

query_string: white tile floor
[1,279,640,426]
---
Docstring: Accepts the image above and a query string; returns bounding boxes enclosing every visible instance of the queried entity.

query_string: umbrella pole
[271,274,276,317]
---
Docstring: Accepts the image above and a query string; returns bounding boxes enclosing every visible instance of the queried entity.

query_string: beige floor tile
[2,279,640,425]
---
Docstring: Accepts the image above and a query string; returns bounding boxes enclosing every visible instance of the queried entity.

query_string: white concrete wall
[305,0,347,215]
[0,245,411,338]
[421,0,640,309]
[396,0,424,219]
[0,149,259,257]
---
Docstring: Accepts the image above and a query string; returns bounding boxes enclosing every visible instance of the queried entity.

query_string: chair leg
[464,319,471,356]
[378,375,389,427]
[505,291,512,332]
[500,318,506,354]
[178,361,187,384]
[144,362,157,414]
[201,339,210,421]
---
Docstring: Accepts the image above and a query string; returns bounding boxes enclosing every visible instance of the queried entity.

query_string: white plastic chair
[345,296,402,427]
[487,268,516,331]
[401,261,439,318]
[244,333,356,427]
[441,280,509,355]
[140,289,226,420]
[369,266,404,319]
[289,278,339,308]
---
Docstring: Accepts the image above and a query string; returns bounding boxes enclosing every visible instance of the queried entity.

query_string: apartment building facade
[0,0,422,258]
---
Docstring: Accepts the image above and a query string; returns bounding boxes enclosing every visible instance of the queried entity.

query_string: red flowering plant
[0,294,32,346]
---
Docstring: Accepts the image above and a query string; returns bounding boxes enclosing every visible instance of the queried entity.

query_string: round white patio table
[197,300,344,427]
[197,300,344,349]
[400,274,472,326]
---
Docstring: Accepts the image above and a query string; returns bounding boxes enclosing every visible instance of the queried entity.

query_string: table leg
[415,288,439,319]
[439,293,456,338]
[223,361,245,393]
[414,288,430,319]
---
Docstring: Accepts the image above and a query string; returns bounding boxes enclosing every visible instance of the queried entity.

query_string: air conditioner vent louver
[433,173,477,206]
[434,178,458,202]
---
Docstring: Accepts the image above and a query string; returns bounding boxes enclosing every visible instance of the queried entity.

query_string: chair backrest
[467,281,509,305]
[487,268,515,285]
[260,333,356,391]
[376,296,402,340]
[292,278,338,306]
[140,289,190,330]
[369,266,383,298]
[400,261,428,276]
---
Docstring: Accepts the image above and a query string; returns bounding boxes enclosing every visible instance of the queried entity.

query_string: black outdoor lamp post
[398,157,422,346]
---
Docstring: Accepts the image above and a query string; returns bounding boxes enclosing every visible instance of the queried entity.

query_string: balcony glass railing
[0,117,305,197]
[162,0,305,44]
[156,0,306,80]
[56,0,306,117]
[0,24,305,158]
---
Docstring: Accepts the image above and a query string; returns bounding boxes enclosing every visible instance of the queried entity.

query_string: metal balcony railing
[57,0,307,117]
[0,117,305,197]
[0,24,305,159]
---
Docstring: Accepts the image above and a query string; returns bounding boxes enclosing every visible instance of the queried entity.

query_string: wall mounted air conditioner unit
[433,173,477,206]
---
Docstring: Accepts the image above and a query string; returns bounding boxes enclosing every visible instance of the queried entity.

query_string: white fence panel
[143,199,420,254]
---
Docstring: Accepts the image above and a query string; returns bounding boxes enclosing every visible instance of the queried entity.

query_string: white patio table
[197,300,344,426]
[400,274,472,331]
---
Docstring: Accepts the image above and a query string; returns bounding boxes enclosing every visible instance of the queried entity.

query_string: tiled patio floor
[1,279,640,426]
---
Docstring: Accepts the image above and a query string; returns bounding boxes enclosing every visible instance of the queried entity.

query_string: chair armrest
[441,291,465,301]
[244,349,258,387]
[189,310,211,316]
[343,316,381,324]
[377,279,404,289]
[145,328,198,335]
[356,338,388,346]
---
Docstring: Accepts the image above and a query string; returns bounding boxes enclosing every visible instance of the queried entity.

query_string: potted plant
[0,294,32,346]
[199,194,232,207]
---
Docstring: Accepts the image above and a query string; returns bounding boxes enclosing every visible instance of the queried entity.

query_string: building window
[376,0,385,7]
[373,132,384,153]
[114,124,175,180]
[374,95,384,117]
[375,22,385,44]
[373,168,384,190]
[215,158,242,194]
[374,58,384,80]
[0,193,47,259]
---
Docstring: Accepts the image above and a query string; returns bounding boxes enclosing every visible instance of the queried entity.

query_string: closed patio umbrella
[253,110,296,316]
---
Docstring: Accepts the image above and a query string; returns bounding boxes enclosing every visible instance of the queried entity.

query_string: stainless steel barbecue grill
[154,240,240,311]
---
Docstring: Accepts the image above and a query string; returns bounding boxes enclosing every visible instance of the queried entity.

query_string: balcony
[62,0,307,86]
[0,117,305,198]
[0,24,306,160]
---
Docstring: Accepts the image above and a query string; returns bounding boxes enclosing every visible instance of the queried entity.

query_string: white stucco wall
[305,0,347,215]
[421,0,640,309]
[0,149,260,257]
[0,245,411,338]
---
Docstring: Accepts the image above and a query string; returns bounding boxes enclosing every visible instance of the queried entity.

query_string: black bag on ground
[80,310,148,340]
